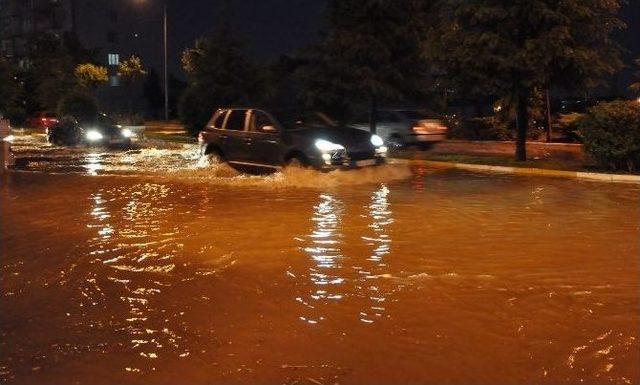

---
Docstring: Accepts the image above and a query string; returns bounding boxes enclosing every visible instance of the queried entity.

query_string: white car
[351,109,448,148]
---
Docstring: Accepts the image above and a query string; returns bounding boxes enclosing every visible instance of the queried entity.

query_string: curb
[390,158,640,184]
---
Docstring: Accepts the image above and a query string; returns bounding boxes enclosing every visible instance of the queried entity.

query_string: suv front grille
[347,148,375,161]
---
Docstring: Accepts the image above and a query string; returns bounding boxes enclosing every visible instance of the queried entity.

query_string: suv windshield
[272,110,336,129]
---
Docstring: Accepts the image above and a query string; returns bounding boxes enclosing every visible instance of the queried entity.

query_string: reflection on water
[84,153,102,176]
[81,183,197,374]
[297,185,396,325]
[359,184,393,324]
[297,194,345,324]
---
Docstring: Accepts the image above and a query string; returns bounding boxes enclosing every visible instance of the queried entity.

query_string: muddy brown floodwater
[1,136,639,385]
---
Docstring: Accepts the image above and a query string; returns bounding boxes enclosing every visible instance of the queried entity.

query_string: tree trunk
[515,89,529,161]
[369,95,377,135]
[545,88,552,143]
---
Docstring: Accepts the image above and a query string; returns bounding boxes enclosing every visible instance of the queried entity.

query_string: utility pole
[163,0,169,121]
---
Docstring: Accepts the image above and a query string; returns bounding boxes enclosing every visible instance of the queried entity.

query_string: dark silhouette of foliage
[179,30,265,135]
[57,91,99,121]
[143,69,164,118]
[578,100,640,172]
[297,0,432,130]
[0,58,23,122]
[429,0,624,160]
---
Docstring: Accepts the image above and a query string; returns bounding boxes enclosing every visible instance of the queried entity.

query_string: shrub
[447,117,513,141]
[553,113,584,143]
[577,100,640,172]
[178,85,215,136]
[57,91,98,121]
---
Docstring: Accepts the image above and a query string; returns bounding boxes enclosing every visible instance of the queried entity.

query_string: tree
[179,31,265,135]
[57,91,98,121]
[429,0,624,160]
[0,58,24,123]
[74,63,108,89]
[24,33,79,111]
[298,0,431,130]
[143,68,164,118]
[630,57,640,94]
[118,55,147,85]
[118,55,147,115]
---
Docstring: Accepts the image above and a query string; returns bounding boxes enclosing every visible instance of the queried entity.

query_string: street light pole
[163,0,169,121]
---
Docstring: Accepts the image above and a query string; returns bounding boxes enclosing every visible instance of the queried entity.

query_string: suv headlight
[315,139,344,152]
[370,134,384,147]
[86,130,103,141]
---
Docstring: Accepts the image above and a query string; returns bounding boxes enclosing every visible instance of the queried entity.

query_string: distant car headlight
[315,139,344,152]
[121,128,133,138]
[85,130,103,141]
[370,134,384,147]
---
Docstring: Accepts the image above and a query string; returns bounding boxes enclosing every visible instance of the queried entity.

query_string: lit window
[109,75,119,87]
[108,53,119,66]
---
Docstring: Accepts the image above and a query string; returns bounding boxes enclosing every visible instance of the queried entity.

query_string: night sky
[131,0,327,77]
[132,0,638,84]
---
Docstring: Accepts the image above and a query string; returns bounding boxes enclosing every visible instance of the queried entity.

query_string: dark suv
[198,108,387,171]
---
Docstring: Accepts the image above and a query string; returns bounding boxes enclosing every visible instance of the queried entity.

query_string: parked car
[350,109,448,148]
[26,111,59,129]
[198,108,387,172]
[46,113,133,148]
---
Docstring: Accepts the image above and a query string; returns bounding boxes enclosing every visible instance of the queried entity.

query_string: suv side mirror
[261,125,277,133]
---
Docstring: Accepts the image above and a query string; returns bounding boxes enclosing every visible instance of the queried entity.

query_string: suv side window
[207,110,227,129]
[377,111,398,123]
[250,111,277,133]
[224,110,247,131]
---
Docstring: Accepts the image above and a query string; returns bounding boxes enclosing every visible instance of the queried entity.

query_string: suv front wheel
[203,147,224,165]
[285,156,308,169]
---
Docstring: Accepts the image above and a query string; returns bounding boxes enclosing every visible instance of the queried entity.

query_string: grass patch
[392,150,613,173]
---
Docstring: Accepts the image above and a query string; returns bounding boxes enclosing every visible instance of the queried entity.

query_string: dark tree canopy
[179,30,265,135]
[0,58,15,113]
[429,0,624,160]
[297,0,433,128]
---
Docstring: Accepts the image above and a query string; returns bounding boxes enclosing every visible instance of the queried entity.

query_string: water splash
[9,133,412,187]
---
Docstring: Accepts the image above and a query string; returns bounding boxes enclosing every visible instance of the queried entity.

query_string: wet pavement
[1,134,639,384]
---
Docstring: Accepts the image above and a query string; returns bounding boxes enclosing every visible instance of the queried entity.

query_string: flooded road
[1,135,639,384]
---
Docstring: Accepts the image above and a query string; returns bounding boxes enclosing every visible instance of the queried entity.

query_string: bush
[447,116,513,141]
[57,91,98,121]
[577,100,640,172]
[553,113,584,143]
[178,85,216,136]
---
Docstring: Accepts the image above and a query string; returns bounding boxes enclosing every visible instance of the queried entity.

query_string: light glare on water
[1,134,638,384]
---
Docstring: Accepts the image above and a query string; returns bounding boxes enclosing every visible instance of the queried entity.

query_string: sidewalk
[393,139,640,184]
[392,158,640,184]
